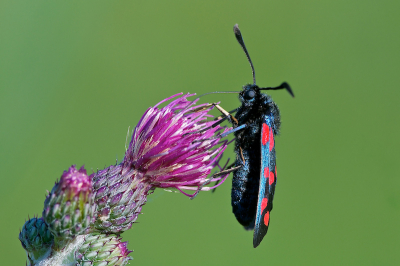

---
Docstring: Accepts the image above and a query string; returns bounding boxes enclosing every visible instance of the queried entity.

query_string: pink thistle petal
[58,165,91,201]
[123,93,233,197]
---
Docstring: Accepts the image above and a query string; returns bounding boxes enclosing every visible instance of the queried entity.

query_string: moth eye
[244,90,256,99]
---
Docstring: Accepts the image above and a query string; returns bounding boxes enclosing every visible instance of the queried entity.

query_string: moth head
[239,84,259,106]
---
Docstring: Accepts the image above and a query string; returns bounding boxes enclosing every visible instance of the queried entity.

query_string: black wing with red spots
[253,116,277,248]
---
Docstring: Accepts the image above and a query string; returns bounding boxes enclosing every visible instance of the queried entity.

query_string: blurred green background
[1,0,399,265]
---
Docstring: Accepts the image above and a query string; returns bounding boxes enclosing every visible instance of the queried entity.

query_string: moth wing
[253,116,277,248]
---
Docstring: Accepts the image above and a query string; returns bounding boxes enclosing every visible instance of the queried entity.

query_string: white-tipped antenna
[234,24,256,85]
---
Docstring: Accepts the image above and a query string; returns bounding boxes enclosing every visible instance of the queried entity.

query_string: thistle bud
[19,217,54,261]
[43,165,95,247]
[75,233,132,265]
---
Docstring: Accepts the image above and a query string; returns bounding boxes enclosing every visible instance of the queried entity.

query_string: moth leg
[184,105,242,140]
[211,165,241,178]
[215,108,238,121]
[213,104,248,163]
[219,124,247,138]
[239,146,246,164]
[213,104,239,125]
[212,162,236,193]
[190,165,242,199]
[189,102,238,123]
[182,104,236,137]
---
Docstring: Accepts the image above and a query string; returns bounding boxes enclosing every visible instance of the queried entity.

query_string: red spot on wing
[263,167,269,180]
[261,198,268,213]
[275,165,277,177]
[264,211,270,226]
[269,170,275,185]
[269,127,274,151]
[262,123,270,145]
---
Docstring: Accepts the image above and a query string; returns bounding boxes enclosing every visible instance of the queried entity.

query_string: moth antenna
[197,91,240,99]
[260,82,295,98]
[187,91,240,109]
[234,24,256,85]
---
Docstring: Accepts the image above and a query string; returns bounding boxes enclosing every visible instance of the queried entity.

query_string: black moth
[226,24,294,248]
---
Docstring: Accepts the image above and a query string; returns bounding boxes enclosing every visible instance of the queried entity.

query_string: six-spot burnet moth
[212,24,294,248]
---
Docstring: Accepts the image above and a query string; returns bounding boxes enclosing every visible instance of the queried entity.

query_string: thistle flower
[92,93,231,233]
[124,93,230,193]
[21,93,232,265]
[123,94,230,190]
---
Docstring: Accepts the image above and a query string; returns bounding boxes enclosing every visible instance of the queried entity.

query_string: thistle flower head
[123,93,231,195]
[91,93,232,233]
